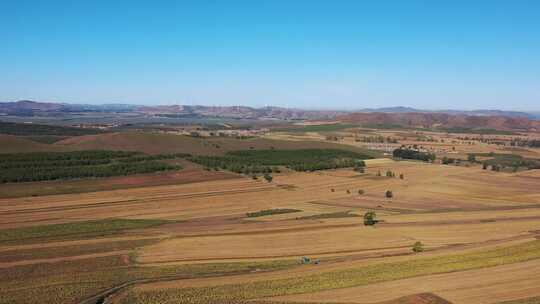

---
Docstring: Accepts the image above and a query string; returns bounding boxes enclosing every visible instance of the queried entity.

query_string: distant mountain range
[1,100,539,131]
[356,106,540,120]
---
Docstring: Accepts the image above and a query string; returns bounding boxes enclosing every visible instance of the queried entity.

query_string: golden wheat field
[1,152,540,304]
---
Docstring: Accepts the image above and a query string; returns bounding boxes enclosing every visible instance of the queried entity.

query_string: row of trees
[189,149,369,174]
[0,151,187,183]
[0,121,103,136]
[392,147,436,162]
[510,140,540,148]
[355,135,398,144]
[0,161,180,183]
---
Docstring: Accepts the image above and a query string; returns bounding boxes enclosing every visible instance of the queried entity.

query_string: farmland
[0,125,539,304]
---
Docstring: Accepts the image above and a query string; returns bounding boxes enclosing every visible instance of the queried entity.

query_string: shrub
[412,241,424,253]
[363,212,377,226]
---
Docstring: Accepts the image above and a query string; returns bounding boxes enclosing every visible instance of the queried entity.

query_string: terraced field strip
[129,240,540,304]
[276,258,540,304]
[0,184,278,217]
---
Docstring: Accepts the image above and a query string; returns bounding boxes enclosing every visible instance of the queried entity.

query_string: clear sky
[1,0,539,110]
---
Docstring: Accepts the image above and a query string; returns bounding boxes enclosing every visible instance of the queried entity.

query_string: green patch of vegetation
[0,219,169,244]
[246,209,301,218]
[0,254,299,304]
[272,124,358,133]
[0,239,158,263]
[189,149,370,173]
[441,127,518,135]
[0,150,189,183]
[510,139,540,148]
[127,240,540,303]
[296,211,359,220]
[393,147,436,162]
[475,153,540,171]
[363,211,378,226]
[361,123,407,130]
[0,121,104,136]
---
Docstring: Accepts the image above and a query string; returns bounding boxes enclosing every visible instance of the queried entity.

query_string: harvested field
[128,241,540,303]
[274,258,540,304]
[0,160,238,198]
[1,156,540,304]
[54,132,379,156]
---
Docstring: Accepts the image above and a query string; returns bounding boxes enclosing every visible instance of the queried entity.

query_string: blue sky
[1,0,539,110]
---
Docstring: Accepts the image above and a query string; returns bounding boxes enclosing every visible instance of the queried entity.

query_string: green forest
[393,147,436,162]
[0,151,187,183]
[188,149,370,174]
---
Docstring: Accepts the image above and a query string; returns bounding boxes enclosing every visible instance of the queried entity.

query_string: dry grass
[127,241,540,304]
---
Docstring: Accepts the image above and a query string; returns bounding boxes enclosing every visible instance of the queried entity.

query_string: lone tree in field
[412,241,424,253]
[363,211,377,226]
[385,190,393,199]
[399,173,404,179]
[263,173,273,183]
[358,189,365,195]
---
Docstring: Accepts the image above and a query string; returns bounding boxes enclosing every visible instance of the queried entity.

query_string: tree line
[188,149,370,174]
[0,151,187,183]
[0,121,103,136]
[392,147,436,162]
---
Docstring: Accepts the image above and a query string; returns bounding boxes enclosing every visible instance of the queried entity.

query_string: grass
[246,209,302,218]
[0,238,158,263]
[474,153,540,170]
[0,219,169,244]
[295,211,359,220]
[0,255,299,304]
[127,240,540,303]
[498,297,540,304]
[441,127,518,135]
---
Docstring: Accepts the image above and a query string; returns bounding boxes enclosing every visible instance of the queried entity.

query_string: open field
[0,159,237,198]
[1,131,540,303]
[54,131,381,156]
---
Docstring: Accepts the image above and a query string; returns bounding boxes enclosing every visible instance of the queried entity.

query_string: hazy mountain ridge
[338,112,540,131]
[1,101,539,130]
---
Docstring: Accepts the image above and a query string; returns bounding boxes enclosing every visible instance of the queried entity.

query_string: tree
[358,189,365,195]
[363,212,377,226]
[482,162,488,170]
[346,189,351,194]
[263,173,273,183]
[385,190,393,199]
[412,241,424,253]
[468,154,476,163]
[399,173,404,179]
